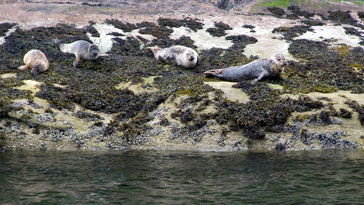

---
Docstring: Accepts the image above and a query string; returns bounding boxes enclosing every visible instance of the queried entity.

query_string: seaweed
[300,20,325,26]
[157,18,184,28]
[0,23,16,36]
[328,10,364,29]
[328,10,356,25]
[272,25,313,41]
[206,22,232,37]
[84,24,100,37]
[287,5,314,19]
[225,35,257,50]
[138,22,173,38]
[105,19,137,32]
[72,111,104,122]
[243,24,255,29]
[267,7,285,16]
[358,12,364,20]
[158,17,203,32]
[343,27,363,37]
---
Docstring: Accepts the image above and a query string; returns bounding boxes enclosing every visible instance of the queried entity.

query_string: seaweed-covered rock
[0,23,16,36]
[267,7,285,16]
[287,5,314,19]
[105,19,137,32]
[158,17,203,32]
[206,22,232,37]
[272,25,313,40]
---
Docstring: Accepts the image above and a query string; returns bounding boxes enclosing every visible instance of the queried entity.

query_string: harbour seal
[18,49,49,73]
[55,39,99,67]
[204,54,286,83]
[149,45,199,69]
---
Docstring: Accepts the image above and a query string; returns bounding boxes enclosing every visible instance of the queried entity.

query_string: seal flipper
[18,64,29,70]
[251,70,268,84]
[204,69,224,78]
[148,46,162,60]
[73,51,81,68]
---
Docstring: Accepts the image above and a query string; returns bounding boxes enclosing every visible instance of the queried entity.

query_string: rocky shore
[1,0,364,151]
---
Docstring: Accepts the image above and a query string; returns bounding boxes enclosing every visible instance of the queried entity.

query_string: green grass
[262,0,290,7]
[259,0,363,9]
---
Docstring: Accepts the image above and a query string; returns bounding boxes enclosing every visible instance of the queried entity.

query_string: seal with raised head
[18,49,49,73]
[149,45,199,69]
[55,39,99,67]
[204,54,286,83]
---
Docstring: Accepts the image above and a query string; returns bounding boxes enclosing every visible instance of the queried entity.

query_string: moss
[336,45,350,57]
[176,89,195,97]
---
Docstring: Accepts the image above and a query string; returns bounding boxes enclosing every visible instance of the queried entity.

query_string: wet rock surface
[1,1,364,151]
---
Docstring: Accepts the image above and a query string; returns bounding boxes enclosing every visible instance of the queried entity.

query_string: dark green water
[1,150,364,204]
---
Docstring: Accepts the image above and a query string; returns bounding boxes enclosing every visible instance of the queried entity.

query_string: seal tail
[53,38,65,51]
[147,46,161,59]
[204,69,224,78]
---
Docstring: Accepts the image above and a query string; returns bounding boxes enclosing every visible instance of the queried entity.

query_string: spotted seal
[55,39,99,67]
[149,45,199,69]
[18,49,49,73]
[204,54,286,83]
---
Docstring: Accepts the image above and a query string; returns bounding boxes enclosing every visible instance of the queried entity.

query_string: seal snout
[189,56,195,61]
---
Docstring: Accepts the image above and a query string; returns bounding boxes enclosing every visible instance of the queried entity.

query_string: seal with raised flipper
[204,54,287,83]
[55,39,99,67]
[18,49,49,73]
[149,45,199,69]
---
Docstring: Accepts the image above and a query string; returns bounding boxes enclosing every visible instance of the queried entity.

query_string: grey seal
[55,39,99,67]
[204,54,286,83]
[18,49,49,73]
[149,45,199,69]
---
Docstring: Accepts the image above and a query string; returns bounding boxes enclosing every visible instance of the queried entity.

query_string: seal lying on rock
[18,49,49,73]
[204,54,286,83]
[149,45,199,69]
[55,39,99,67]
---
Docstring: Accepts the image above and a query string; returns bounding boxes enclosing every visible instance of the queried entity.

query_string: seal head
[149,45,199,69]
[88,44,99,59]
[269,54,286,75]
[32,60,48,73]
